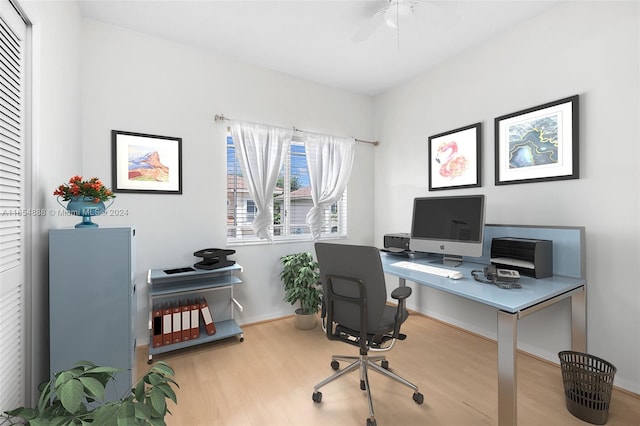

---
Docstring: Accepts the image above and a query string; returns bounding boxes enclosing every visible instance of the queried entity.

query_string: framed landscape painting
[495,95,579,185]
[428,122,481,191]
[111,130,182,194]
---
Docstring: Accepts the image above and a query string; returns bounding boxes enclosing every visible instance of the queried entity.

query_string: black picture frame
[495,95,579,185]
[428,122,482,191]
[111,130,182,194]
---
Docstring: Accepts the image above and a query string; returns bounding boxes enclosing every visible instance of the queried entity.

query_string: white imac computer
[409,194,485,266]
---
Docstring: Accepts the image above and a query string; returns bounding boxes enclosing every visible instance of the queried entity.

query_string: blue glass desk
[381,253,586,426]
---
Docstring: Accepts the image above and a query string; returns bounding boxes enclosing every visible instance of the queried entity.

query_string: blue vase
[59,196,110,228]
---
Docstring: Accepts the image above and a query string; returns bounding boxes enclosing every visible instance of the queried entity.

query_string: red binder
[199,297,216,336]
[152,303,163,348]
[181,300,191,342]
[162,302,172,346]
[172,301,182,344]
[189,298,200,340]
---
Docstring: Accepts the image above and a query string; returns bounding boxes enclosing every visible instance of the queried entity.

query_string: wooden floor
[136,314,639,426]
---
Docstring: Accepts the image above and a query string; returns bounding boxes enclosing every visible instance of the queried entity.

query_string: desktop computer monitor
[409,194,485,266]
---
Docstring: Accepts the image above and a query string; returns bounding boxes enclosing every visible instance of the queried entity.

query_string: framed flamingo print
[428,122,481,191]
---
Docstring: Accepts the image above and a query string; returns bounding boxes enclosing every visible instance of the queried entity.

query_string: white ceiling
[77,0,561,96]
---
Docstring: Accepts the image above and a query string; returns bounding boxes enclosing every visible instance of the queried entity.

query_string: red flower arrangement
[53,175,116,203]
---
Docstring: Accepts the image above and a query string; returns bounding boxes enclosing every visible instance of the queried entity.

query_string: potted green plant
[1,360,177,426]
[280,252,322,330]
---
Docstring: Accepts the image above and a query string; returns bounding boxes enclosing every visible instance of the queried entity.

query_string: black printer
[490,237,552,278]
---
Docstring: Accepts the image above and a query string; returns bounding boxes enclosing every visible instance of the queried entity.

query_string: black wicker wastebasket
[558,351,617,425]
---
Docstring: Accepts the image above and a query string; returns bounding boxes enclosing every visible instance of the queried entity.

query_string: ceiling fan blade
[352,10,385,42]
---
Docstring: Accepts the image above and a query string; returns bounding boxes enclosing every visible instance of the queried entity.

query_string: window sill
[227,234,347,247]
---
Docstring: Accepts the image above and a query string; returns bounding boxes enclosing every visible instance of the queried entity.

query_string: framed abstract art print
[495,95,579,185]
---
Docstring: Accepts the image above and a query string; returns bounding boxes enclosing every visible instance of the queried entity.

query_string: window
[226,136,347,243]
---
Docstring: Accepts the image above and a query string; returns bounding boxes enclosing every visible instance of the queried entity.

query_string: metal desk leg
[498,311,517,426]
[571,287,587,352]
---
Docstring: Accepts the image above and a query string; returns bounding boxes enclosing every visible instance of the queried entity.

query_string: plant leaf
[78,376,106,400]
[155,383,177,404]
[149,387,166,415]
[134,400,151,420]
[92,404,119,425]
[85,366,121,375]
[144,398,162,418]
[150,362,175,377]
[115,401,136,426]
[54,370,76,388]
[4,406,37,420]
[147,373,163,386]
[134,377,145,402]
[58,378,85,414]
[29,418,54,426]
[50,415,75,426]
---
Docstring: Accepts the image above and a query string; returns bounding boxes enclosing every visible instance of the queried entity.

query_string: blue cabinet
[49,227,136,401]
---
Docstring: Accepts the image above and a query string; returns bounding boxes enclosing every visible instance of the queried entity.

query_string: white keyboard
[391,261,456,278]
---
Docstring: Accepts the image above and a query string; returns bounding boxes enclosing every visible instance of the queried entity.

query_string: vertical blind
[0,0,26,412]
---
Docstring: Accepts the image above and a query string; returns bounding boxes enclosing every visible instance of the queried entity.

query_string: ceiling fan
[352,0,458,43]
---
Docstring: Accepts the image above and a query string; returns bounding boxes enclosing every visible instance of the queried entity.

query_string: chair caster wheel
[330,360,339,370]
[312,391,322,403]
[413,392,424,405]
[366,418,377,426]
[381,360,389,369]
[360,380,366,391]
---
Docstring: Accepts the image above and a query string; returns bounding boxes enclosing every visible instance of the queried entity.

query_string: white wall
[19,0,84,403]
[79,19,375,348]
[373,1,639,393]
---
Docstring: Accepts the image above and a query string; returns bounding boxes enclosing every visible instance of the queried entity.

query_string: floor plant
[1,360,178,426]
[280,251,322,329]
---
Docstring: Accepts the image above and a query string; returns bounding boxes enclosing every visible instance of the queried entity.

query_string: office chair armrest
[390,286,412,339]
[391,286,412,300]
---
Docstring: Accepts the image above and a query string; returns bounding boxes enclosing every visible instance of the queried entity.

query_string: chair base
[312,353,424,426]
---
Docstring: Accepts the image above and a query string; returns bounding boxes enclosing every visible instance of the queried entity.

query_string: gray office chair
[312,243,424,426]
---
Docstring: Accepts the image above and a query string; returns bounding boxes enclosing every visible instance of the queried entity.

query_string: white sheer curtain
[304,133,355,240]
[230,120,293,241]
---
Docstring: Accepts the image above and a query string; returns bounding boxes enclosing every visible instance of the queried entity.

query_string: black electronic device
[471,265,521,289]
[381,233,428,258]
[193,248,236,270]
[490,237,552,278]
[384,233,410,251]
[409,195,485,266]
[163,267,196,275]
[485,265,520,283]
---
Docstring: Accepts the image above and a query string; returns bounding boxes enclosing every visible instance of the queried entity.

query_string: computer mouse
[449,271,464,280]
